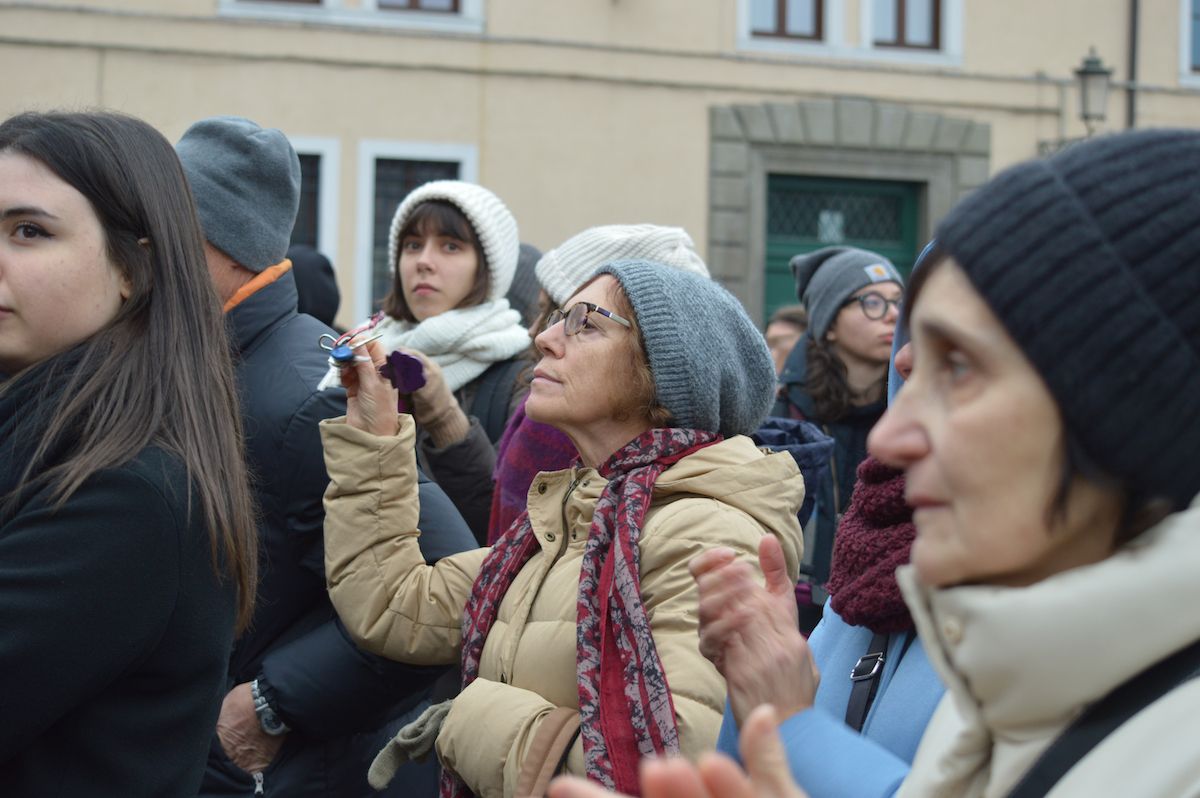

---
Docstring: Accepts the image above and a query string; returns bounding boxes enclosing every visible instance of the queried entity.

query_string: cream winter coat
[320,415,805,798]
[896,497,1200,798]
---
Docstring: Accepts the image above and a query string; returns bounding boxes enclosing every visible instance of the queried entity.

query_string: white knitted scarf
[371,300,530,392]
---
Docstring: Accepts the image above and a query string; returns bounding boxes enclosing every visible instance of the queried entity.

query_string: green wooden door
[764,175,920,322]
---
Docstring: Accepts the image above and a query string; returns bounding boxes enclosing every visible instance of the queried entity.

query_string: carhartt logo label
[865,263,894,282]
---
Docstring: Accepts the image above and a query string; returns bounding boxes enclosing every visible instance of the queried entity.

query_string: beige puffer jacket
[896,497,1200,798]
[321,415,804,798]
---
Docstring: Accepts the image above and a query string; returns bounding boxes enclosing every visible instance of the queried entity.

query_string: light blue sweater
[716,604,944,798]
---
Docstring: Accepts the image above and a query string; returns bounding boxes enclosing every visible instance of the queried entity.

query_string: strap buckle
[850,652,886,682]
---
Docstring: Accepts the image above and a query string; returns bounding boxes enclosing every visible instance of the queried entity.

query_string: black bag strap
[1007,635,1200,798]
[845,632,889,732]
[470,358,526,445]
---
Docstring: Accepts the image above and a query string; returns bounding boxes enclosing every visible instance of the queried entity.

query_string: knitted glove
[367,699,453,790]
[404,350,470,447]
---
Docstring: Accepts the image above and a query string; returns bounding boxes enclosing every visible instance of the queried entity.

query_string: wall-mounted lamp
[1075,47,1113,136]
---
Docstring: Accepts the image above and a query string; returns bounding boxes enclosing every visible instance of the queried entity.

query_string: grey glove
[368,699,452,790]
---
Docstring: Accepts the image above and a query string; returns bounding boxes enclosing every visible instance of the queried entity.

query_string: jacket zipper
[253,771,264,795]
[560,473,582,542]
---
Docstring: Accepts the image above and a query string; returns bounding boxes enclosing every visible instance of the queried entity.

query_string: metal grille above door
[765,174,920,322]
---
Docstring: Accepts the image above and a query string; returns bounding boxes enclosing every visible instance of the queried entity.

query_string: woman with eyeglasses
[319,262,805,797]
[774,247,904,631]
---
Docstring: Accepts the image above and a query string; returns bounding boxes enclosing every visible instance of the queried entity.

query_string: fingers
[738,705,807,798]
[688,546,738,580]
[548,776,632,798]
[757,536,794,599]
[696,752,756,798]
[640,757,714,798]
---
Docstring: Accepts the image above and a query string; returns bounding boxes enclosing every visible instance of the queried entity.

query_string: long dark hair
[0,111,258,630]
[382,200,490,322]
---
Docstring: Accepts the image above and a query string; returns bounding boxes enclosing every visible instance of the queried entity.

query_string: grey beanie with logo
[594,261,775,438]
[791,246,904,340]
[176,116,301,273]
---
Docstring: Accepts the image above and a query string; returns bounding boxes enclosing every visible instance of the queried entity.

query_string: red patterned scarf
[446,428,721,798]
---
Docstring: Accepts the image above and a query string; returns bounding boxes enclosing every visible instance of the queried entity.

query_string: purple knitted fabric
[487,394,579,545]
[825,456,916,634]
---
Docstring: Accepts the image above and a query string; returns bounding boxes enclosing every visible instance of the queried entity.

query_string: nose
[867,389,928,470]
[534,317,566,358]
[415,241,435,271]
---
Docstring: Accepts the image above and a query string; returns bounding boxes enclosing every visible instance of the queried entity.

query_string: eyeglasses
[845,291,903,321]
[544,301,632,336]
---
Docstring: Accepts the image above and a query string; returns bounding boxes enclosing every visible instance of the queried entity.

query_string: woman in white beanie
[341,180,530,542]
[486,224,710,544]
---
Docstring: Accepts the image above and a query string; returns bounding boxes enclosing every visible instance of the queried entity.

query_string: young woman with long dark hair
[0,110,257,796]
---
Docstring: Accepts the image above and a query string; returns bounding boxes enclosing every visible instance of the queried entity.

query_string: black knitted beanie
[935,129,1200,512]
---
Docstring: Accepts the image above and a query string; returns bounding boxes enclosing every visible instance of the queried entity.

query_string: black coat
[202,270,476,797]
[773,335,885,588]
[0,356,236,797]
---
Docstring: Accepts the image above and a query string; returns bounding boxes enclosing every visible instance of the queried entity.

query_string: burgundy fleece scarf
[825,455,916,634]
[448,428,721,798]
[487,396,579,546]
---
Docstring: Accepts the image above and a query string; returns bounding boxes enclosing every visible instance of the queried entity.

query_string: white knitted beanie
[386,180,520,300]
[535,224,709,305]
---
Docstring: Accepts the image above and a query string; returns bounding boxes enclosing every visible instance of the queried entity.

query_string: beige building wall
[2,0,1197,325]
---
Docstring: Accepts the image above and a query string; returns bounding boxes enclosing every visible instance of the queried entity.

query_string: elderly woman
[648,128,1200,798]
[321,262,804,797]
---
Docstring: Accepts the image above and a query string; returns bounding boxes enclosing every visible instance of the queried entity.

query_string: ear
[118,270,133,301]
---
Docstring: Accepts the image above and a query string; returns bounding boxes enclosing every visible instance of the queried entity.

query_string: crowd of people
[1,107,1198,798]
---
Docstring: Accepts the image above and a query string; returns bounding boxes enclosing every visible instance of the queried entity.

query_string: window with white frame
[288,137,340,262]
[750,0,824,42]
[354,142,478,320]
[220,0,483,33]
[872,0,939,50]
[1191,0,1200,71]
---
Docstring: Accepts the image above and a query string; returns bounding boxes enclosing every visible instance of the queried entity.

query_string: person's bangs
[401,200,476,245]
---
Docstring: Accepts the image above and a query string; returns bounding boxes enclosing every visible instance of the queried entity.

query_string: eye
[944,350,974,383]
[13,222,51,241]
[402,239,421,252]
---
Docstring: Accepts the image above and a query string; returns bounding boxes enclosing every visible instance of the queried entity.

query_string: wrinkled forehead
[565,273,623,311]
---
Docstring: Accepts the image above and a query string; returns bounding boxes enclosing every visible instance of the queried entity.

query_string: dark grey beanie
[594,260,776,438]
[791,246,904,340]
[507,242,543,327]
[935,128,1200,512]
[176,116,301,273]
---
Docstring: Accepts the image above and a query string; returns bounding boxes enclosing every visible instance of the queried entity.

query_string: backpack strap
[470,358,526,445]
[1006,635,1200,797]
[845,631,889,732]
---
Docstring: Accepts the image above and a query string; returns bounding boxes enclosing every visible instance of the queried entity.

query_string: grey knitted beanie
[935,128,1200,512]
[176,116,301,273]
[791,246,904,340]
[537,224,709,306]
[386,180,519,301]
[594,261,775,438]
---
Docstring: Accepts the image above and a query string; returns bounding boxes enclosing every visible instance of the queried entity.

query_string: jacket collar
[225,263,300,354]
[899,500,1200,738]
